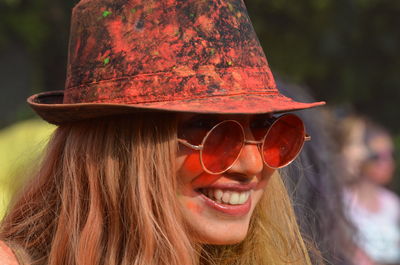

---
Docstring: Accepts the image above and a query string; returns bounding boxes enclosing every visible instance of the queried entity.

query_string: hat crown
[65,0,277,104]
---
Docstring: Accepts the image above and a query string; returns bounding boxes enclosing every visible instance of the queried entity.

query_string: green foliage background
[0,0,399,199]
[246,0,400,132]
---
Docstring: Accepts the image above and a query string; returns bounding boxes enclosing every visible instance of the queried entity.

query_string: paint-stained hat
[28,0,325,124]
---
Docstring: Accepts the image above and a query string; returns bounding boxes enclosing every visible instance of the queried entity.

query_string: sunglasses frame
[178,114,310,175]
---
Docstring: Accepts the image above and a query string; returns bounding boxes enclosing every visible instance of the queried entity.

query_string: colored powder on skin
[103,57,110,65]
[186,201,203,214]
[131,8,137,14]
[181,154,221,187]
[182,153,203,173]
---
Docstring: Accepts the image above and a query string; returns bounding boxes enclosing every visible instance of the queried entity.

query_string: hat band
[64,66,276,104]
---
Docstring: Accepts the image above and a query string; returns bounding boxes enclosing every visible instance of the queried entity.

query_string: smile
[200,188,250,205]
[196,184,254,216]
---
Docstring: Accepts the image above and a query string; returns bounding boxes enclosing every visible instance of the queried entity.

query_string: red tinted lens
[201,121,244,174]
[262,114,305,168]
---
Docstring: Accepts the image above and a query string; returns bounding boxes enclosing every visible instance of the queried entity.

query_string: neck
[351,179,381,212]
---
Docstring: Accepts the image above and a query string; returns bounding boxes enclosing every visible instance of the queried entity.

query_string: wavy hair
[0,113,316,265]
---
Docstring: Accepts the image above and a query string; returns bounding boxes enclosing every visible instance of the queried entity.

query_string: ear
[0,241,19,265]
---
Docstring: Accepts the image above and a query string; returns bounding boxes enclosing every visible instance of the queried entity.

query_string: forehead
[369,134,393,152]
[177,113,273,122]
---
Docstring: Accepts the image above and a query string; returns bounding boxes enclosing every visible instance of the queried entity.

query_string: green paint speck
[210,48,215,55]
[228,3,234,12]
[103,57,110,65]
[131,8,137,14]
[227,61,233,66]
[102,10,112,18]
[190,13,195,18]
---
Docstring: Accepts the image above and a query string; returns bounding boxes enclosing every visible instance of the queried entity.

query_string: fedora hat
[28,0,324,125]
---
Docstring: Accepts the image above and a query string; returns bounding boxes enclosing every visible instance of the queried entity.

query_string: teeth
[208,190,214,199]
[239,192,248,203]
[222,192,231,203]
[214,189,223,202]
[230,192,239,204]
[202,189,250,205]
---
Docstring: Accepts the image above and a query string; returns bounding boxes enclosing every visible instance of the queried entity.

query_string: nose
[227,129,264,176]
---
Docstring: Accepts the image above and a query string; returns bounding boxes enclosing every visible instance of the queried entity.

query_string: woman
[340,115,400,265]
[0,0,325,264]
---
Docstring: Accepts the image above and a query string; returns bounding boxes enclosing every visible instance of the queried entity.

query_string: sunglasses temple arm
[177,139,203,151]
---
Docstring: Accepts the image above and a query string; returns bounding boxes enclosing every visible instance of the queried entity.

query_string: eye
[250,115,273,140]
[178,115,220,145]
[250,115,273,129]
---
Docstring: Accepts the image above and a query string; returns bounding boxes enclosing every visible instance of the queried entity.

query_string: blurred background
[0,0,399,205]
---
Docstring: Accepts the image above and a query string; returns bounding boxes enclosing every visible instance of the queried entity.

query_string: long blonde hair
[0,113,317,265]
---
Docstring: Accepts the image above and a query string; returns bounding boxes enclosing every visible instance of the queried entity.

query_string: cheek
[257,167,275,189]
[177,152,203,182]
[178,152,223,190]
[192,174,222,187]
[182,153,203,173]
[185,201,204,214]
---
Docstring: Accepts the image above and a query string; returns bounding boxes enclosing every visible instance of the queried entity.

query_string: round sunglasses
[178,114,310,174]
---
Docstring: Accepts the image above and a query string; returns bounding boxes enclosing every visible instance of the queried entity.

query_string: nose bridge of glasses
[233,135,265,174]
[244,139,263,145]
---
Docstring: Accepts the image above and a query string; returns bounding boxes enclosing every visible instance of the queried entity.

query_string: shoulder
[377,187,400,216]
[378,187,400,206]
[0,241,19,265]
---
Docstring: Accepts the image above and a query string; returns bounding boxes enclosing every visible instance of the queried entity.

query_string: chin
[178,184,265,246]
[195,224,250,245]
[180,196,257,245]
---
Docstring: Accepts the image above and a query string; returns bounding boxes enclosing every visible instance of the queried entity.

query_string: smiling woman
[0,0,324,264]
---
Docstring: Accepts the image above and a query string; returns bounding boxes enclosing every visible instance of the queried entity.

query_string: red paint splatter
[106,20,133,58]
[81,35,96,62]
[186,201,203,214]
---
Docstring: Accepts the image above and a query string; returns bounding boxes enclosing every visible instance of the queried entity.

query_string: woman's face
[363,134,395,185]
[176,114,275,245]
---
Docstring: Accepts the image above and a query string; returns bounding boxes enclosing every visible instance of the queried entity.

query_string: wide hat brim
[28,90,325,125]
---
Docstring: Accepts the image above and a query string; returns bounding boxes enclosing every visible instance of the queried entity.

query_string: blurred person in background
[279,80,355,265]
[340,115,400,265]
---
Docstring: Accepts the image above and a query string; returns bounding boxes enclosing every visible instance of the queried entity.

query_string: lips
[196,183,255,216]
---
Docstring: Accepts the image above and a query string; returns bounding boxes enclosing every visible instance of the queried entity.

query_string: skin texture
[176,114,274,245]
[0,241,19,265]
